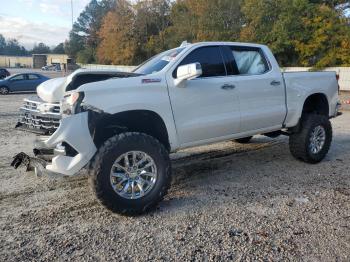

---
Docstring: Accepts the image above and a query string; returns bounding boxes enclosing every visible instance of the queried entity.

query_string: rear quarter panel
[283,71,338,127]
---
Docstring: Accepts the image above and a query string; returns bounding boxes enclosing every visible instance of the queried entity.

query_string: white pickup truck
[12,42,341,215]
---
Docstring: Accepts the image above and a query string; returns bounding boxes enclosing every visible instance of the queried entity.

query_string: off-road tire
[235,136,253,144]
[89,132,171,216]
[0,86,9,95]
[289,114,332,163]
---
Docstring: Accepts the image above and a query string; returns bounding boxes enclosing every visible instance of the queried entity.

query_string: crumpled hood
[36,77,67,103]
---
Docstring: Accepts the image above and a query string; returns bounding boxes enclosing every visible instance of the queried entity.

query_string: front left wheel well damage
[88,109,171,152]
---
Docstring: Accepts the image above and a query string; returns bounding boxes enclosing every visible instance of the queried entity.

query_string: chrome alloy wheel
[309,125,326,154]
[110,151,157,199]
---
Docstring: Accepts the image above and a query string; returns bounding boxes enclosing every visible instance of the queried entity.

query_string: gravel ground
[0,94,349,261]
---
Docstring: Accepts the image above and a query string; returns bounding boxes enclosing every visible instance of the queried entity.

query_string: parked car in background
[0,73,49,94]
[0,68,10,79]
[42,64,61,71]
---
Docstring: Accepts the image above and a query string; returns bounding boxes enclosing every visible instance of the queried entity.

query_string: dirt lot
[0,94,349,261]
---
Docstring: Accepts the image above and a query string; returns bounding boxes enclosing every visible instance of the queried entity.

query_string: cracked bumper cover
[44,112,97,176]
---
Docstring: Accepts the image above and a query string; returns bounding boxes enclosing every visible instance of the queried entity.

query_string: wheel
[89,132,171,216]
[0,86,9,95]
[235,136,253,144]
[289,114,332,163]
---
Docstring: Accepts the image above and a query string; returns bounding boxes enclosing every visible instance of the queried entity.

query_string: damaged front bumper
[12,112,97,176]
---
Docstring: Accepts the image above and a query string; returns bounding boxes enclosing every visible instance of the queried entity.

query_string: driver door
[9,74,27,91]
[166,46,241,146]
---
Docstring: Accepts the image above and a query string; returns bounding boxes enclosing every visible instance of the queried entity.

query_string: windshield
[134,47,185,75]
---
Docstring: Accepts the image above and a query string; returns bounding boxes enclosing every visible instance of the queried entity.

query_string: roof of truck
[182,41,268,49]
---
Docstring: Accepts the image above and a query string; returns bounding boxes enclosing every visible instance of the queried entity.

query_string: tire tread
[89,132,171,216]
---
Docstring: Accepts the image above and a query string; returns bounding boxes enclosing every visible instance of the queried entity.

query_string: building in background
[0,55,32,68]
[0,54,71,70]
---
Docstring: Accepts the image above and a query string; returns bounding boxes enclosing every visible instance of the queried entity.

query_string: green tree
[163,0,243,48]
[51,43,65,54]
[97,0,136,65]
[0,34,6,54]
[295,4,350,67]
[241,0,350,67]
[3,39,27,56]
[66,0,116,62]
[97,0,172,65]
[77,47,96,64]
[31,42,50,54]
[133,0,172,61]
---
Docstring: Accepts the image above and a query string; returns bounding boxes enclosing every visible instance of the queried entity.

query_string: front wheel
[0,86,9,95]
[89,132,171,216]
[289,114,332,163]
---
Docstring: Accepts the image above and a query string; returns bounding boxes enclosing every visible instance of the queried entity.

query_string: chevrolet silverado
[12,42,341,215]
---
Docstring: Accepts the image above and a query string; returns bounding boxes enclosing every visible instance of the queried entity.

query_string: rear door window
[230,46,269,75]
[174,46,226,78]
[28,74,40,80]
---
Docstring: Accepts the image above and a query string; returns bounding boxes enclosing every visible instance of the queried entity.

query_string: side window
[230,47,269,75]
[220,46,240,76]
[28,74,39,80]
[174,46,226,78]
[10,74,25,81]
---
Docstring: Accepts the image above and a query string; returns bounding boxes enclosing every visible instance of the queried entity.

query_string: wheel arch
[90,109,171,152]
[302,93,329,117]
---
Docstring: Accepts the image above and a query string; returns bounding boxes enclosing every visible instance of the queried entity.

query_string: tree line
[65,0,350,68]
[0,34,65,56]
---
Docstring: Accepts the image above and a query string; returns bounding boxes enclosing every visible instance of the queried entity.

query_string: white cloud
[0,0,92,49]
[0,15,70,49]
[19,0,34,7]
[39,2,62,15]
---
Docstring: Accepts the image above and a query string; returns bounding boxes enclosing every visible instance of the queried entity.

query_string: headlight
[61,92,84,117]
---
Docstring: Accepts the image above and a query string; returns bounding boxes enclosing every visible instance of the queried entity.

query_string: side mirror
[174,62,202,86]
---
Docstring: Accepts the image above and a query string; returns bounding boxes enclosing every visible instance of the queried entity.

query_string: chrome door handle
[221,84,236,90]
[270,80,281,86]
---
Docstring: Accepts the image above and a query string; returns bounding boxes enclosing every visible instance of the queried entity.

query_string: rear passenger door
[222,45,286,132]
[167,46,241,145]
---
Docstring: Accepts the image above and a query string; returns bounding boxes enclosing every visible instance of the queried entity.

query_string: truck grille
[17,98,61,135]
[22,99,60,114]
[19,114,60,130]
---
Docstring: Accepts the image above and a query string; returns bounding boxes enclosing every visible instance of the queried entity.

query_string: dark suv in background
[0,68,10,79]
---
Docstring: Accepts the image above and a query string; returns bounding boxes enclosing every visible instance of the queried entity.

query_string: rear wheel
[0,86,9,95]
[89,132,171,216]
[289,114,332,163]
[235,136,253,144]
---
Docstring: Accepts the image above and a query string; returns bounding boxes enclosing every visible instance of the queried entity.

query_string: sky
[0,0,90,49]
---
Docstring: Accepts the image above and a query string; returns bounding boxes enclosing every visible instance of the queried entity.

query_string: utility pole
[71,0,74,29]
